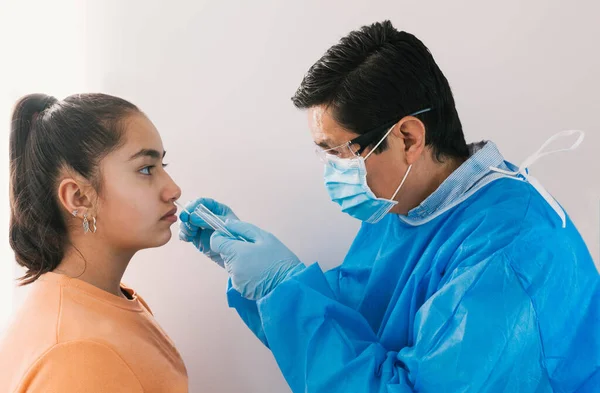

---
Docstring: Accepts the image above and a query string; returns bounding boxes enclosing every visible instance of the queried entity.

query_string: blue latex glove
[211,220,305,300]
[179,198,239,267]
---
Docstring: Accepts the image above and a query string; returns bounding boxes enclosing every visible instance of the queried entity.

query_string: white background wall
[1,1,599,392]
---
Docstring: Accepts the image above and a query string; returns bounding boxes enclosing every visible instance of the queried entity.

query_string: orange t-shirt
[0,272,188,392]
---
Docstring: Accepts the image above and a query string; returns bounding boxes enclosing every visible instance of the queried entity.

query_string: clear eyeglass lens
[315,142,359,163]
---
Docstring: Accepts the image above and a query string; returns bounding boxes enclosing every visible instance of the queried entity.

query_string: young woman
[0,93,188,392]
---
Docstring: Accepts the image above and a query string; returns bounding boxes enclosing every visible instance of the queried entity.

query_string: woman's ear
[57,175,96,218]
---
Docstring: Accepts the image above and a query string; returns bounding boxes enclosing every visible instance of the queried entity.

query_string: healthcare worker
[180,21,599,392]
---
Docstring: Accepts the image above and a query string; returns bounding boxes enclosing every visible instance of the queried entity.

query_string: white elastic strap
[490,130,585,177]
[390,164,412,201]
[489,130,585,228]
[365,125,395,160]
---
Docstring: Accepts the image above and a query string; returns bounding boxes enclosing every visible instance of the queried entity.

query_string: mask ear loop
[365,124,396,160]
[361,123,411,202]
[365,123,412,202]
[389,164,412,201]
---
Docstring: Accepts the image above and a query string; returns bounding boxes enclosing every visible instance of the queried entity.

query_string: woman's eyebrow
[129,149,166,161]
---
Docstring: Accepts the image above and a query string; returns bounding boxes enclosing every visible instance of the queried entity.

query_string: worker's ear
[392,115,426,165]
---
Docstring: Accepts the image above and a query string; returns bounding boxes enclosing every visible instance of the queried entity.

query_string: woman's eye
[139,166,154,175]
[139,163,167,175]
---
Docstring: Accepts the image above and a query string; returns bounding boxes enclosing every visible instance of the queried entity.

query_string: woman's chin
[142,229,173,249]
[156,230,173,247]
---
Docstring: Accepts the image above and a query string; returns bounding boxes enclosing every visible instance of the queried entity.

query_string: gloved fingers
[192,230,205,252]
[198,228,213,253]
[179,222,198,237]
[179,230,191,242]
[223,219,265,242]
[190,230,224,267]
[210,230,242,255]
[179,223,199,242]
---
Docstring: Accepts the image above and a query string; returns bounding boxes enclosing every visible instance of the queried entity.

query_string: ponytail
[9,94,63,284]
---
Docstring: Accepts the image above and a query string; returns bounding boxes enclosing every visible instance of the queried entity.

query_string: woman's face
[95,113,181,251]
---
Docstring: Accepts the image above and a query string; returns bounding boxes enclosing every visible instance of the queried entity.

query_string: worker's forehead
[307,105,356,147]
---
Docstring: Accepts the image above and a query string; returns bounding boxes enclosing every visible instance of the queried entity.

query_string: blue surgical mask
[322,109,429,223]
[324,146,412,224]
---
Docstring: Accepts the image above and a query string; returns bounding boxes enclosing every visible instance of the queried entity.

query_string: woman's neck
[55,240,135,298]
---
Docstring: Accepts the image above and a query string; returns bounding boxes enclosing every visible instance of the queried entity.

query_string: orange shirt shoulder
[0,272,188,393]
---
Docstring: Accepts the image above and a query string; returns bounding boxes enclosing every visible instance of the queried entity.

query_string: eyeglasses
[315,108,432,164]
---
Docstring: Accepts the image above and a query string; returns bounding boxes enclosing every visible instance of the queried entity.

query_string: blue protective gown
[227,142,599,392]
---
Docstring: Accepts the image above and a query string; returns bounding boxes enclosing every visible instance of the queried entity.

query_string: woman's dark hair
[292,20,469,161]
[9,93,140,285]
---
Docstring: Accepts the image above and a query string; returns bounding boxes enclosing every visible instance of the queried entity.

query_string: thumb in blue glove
[210,220,305,300]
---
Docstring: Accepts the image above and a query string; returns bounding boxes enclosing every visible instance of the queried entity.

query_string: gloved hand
[211,220,305,300]
[179,198,239,267]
